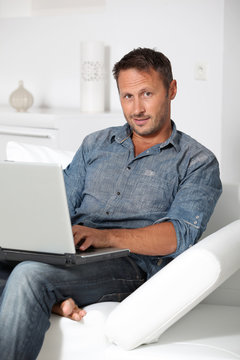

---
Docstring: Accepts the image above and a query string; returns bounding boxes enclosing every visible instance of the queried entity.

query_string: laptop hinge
[64,253,76,265]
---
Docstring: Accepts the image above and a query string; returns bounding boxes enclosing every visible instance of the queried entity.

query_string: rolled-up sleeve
[154,153,222,258]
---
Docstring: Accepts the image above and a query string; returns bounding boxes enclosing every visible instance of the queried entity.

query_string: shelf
[0,106,124,129]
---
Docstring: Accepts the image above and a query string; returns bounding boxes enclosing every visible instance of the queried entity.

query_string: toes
[52,298,86,321]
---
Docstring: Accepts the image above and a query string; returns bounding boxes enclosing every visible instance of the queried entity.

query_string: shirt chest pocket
[130,174,176,212]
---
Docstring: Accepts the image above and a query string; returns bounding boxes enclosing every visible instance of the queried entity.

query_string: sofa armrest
[105,220,240,350]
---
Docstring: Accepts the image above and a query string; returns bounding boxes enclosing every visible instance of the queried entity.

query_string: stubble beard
[125,113,168,137]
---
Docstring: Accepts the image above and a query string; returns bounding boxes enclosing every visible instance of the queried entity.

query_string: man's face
[118,68,177,138]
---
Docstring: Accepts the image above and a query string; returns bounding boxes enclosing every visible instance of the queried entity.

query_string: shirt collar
[112,123,132,144]
[112,121,181,153]
[159,121,181,152]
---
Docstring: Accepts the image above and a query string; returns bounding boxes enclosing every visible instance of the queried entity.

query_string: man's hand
[73,225,110,251]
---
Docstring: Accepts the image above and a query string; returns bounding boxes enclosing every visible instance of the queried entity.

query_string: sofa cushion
[38,302,119,360]
[105,220,240,350]
[6,141,74,168]
[106,304,240,359]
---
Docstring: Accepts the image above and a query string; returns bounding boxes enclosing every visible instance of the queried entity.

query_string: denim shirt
[63,121,222,279]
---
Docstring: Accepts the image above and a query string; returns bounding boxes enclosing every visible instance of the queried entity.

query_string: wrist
[103,228,123,248]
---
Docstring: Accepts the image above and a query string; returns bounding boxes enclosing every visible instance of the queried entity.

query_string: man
[0,48,222,359]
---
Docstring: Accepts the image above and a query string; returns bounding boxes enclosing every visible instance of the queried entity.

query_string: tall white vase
[80,41,105,113]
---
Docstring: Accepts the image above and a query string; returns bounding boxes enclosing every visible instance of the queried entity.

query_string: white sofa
[6,141,240,360]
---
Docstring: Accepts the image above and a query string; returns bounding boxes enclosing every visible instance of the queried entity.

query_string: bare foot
[52,298,86,321]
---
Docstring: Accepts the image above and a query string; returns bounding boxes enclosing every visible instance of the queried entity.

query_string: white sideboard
[0,107,125,161]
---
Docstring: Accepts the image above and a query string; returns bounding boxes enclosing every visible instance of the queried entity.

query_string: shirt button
[127,166,131,170]
[106,211,110,215]
[117,192,120,195]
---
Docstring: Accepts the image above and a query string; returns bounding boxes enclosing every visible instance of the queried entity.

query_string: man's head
[113,48,173,93]
[113,48,177,141]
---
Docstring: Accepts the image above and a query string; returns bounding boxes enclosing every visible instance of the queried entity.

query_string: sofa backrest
[6,141,74,168]
[202,183,240,306]
[202,182,240,238]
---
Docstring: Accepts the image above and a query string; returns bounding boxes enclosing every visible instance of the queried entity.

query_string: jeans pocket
[127,256,147,281]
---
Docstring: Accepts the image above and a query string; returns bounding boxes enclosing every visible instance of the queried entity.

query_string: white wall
[0,0,225,164]
[221,0,240,183]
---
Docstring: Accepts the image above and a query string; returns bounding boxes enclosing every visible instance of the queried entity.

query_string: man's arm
[73,222,177,256]
[53,222,176,321]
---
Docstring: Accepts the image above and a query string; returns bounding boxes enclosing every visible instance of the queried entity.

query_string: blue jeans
[0,258,146,360]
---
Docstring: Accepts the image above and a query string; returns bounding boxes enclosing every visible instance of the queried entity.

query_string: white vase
[9,81,34,112]
[80,41,105,112]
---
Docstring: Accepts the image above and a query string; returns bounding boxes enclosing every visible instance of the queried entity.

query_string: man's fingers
[72,225,92,249]
[77,237,93,251]
[75,238,86,249]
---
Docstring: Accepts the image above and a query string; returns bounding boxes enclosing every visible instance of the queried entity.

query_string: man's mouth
[132,116,150,126]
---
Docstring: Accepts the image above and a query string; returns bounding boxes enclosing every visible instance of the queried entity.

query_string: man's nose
[133,98,145,115]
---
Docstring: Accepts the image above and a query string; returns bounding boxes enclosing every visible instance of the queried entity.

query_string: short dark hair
[112,48,173,90]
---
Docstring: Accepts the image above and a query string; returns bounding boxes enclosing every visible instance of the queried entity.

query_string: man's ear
[169,80,177,100]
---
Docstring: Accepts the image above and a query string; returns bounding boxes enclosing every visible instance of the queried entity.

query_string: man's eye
[144,91,152,97]
[124,94,132,99]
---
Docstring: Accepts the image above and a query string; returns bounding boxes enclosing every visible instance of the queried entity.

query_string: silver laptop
[0,161,129,266]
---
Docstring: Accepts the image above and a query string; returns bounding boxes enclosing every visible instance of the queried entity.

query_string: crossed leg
[0,257,146,360]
